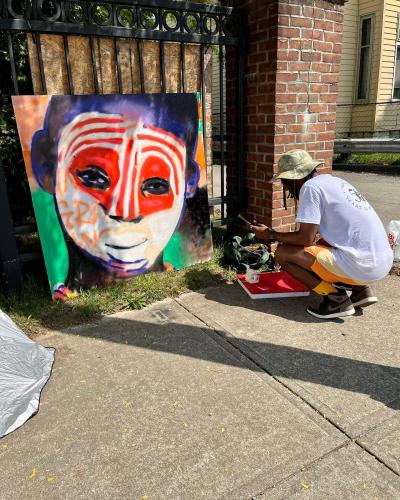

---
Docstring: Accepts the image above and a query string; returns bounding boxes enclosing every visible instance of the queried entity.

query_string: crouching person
[251,150,393,320]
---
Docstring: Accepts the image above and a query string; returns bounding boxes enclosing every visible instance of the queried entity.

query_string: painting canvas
[12,94,213,299]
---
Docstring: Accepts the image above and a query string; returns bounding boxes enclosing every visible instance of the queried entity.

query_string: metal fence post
[237,15,247,212]
[0,160,23,295]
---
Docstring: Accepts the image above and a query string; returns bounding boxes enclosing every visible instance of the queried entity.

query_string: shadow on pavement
[63,308,400,411]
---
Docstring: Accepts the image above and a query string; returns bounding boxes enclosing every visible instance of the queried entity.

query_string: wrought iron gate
[0,0,246,294]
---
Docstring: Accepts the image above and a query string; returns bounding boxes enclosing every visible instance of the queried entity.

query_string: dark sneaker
[350,286,378,308]
[307,292,356,319]
[333,283,378,308]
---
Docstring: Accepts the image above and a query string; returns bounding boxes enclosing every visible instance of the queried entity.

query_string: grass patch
[0,236,237,338]
[334,153,400,165]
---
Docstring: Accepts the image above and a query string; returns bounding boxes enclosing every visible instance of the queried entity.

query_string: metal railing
[336,101,400,138]
[0,0,246,294]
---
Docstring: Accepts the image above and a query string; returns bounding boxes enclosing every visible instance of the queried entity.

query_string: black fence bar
[160,40,166,93]
[0,161,23,295]
[0,0,241,47]
[63,34,74,94]
[208,196,239,207]
[219,45,225,221]
[89,35,100,94]
[137,39,145,93]
[6,31,19,95]
[34,32,47,94]
[14,224,38,236]
[2,21,240,47]
[236,39,246,211]
[114,37,123,93]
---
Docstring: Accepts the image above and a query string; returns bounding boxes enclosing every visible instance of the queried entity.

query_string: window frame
[355,14,374,103]
[392,15,400,101]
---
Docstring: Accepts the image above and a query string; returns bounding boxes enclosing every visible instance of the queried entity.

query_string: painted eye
[141,177,170,195]
[76,166,110,190]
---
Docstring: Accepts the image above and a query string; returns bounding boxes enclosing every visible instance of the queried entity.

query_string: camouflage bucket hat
[272,150,323,181]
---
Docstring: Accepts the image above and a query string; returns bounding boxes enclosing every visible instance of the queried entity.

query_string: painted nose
[108,214,144,224]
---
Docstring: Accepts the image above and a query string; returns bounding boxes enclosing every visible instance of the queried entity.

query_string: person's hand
[250,223,275,242]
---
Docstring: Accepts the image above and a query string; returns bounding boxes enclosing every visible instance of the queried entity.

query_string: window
[393,18,400,99]
[357,16,373,101]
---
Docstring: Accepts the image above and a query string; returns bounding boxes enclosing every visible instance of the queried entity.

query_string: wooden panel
[95,37,118,94]
[25,33,215,200]
[27,34,69,94]
[118,39,141,94]
[68,35,95,94]
[184,44,201,93]
[164,42,182,93]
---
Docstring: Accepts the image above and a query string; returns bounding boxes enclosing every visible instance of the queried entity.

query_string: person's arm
[251,182,322,247]
[251,222,319,247]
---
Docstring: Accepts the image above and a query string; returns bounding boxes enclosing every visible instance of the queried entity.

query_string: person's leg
[275,244,338,295]
[275,244,355,319]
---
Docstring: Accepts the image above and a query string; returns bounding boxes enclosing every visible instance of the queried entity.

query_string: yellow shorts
[305,245,367,286]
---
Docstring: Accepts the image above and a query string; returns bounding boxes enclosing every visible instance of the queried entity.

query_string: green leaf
[259,251,271,265]
[232,236,242,246]
[241,233,255,245]
[223,244,241,265]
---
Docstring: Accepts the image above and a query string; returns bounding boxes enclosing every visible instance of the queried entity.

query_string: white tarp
[0,309,54,438]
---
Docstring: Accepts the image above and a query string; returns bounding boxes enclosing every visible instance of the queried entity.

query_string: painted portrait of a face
[12,94,212,297]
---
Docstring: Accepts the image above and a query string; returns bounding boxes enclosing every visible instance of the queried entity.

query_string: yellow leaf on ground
[47,476,55,482]
[302,483,311,489]
[29,468,36,479]
[220,427,225,433]
[182,422,188,428]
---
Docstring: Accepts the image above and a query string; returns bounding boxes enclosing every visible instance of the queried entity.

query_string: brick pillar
[225,0,346,230]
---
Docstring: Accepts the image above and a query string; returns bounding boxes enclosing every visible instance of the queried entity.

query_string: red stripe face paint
[55,112,188,273]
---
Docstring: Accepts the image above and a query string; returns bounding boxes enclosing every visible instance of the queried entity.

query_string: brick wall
[225,0,346,230]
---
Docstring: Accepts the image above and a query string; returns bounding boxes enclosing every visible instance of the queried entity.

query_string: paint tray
[237,271,310,299]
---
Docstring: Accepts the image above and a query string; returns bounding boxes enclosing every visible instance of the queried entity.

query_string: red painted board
[237,271,310,299]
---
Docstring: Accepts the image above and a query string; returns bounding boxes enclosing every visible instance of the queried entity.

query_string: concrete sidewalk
[1,277,399,499]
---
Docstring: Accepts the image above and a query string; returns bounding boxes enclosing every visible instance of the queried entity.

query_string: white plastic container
[388,220,400,262]
[245,267,260,284]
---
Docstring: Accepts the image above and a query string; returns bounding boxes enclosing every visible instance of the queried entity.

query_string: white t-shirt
[296,175,393,282]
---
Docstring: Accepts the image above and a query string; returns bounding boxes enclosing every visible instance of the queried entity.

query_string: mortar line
[251,440,353,498]
[174,298,400,479]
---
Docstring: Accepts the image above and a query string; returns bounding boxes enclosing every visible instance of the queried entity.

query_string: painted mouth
[105,239,147,251]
